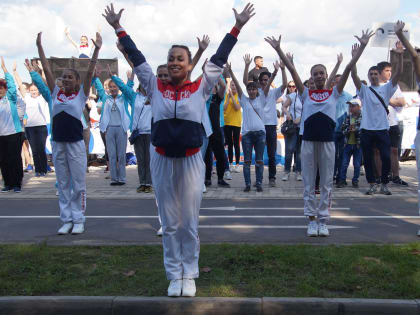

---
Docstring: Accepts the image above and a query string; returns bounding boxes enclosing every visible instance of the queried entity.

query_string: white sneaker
[71,223,85,234]
[282,172,290,181]
[168,279,182,297]
[182,279,196,297]
[224,170,232,180]
[57,223,73,235]
[307,221,318,237]
[157,227,163,236]
[296,172,303,181]
[318,223,330,236]
[233,164,241,173]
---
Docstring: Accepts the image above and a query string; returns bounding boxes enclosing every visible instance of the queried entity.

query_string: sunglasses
[288,85,296,88]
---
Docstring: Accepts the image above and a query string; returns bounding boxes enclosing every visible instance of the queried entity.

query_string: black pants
[100,131,108,161]
[0,133,23,188]
[265,125,277,180]
[25,125,48,174]
[360,129,391,184]
[224,125,241,164]
[205,129,226,181]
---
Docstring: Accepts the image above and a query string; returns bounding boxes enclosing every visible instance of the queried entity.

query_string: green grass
[0,243,419,298]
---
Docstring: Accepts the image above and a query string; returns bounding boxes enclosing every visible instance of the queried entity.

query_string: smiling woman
[102,2,255,298]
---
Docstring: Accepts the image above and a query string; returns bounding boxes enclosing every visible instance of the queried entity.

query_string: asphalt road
[0,198,419,245]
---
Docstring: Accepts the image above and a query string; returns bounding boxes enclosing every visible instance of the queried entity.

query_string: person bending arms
[102,2,255,297]
[265,29,373,237]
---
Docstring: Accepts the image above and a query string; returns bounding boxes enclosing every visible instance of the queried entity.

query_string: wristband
[230,27,240,38]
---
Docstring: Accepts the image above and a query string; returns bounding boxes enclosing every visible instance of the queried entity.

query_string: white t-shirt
[358,81,398,131]
[261,87,283,125]
[386,84,405,126]
[286,92,303,120]
[24,94,49,127]
[240,94,265,135]
[300,87,340,141]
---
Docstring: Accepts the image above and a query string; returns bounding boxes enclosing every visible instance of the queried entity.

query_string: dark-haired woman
[37,31,102,235]
[103,2,254,297]
[265,30,373,237]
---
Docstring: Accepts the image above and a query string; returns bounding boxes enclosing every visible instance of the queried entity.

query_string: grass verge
[0,243,419,298]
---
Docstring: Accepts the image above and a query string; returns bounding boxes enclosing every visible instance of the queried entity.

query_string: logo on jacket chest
[309,90,332,103]
[57,91,78,103]
[162,90,191,101]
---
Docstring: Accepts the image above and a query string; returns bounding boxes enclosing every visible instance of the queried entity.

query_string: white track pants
[151,149,204,280]
[106,126,127,183]
[415,131,420,215]
[52,140,86,224]
[301,140,335,221]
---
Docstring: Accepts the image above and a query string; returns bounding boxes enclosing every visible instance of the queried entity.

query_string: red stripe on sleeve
[230,27,240,38]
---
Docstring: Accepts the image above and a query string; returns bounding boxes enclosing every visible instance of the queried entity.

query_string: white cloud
[0,0,416,94]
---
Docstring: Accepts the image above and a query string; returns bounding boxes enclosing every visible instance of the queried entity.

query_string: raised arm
[243,54,251,85]
[190,35,210,77]
[350,44,362,91]
[226,62,243,98]
[110,68,136,104]
[264,60,280,96]
[395,20,420,81]
[391,41,404,87]
[216,76,226,99]
[325,53,343,89]
[36,32,55,93]
[12,62,26,97]
[84,32,102,96]
[265,35,305,95]
[32,60,47,84]
[281,96,292,120]
[1,57,17,102]
[64,27,79,50]
[336,29,374,94]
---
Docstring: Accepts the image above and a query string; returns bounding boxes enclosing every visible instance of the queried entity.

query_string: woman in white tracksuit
[103,2,255,297]
[94,76,131,185]
[36,31,102,235]
[265,30,373,237]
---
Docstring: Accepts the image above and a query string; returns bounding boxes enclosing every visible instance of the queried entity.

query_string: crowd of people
[0,2,419,297]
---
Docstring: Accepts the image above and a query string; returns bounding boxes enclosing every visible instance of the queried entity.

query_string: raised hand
[36,32,42,47]
[273,60,281,71]
[355,29,374,46]
[1,57,7,73]
[394,40,404,54]
[351,43,360,58]
[31,60,40,72]
[337,53,343,63]
[92,32,102,49]
[24,59,34,72]
[264,35,281,51]
[394,20,405,34]
[243,54,252,66]
[102,3,124,29]
[233,3,255,30]
[286,52,294,66]
[197,35,210,51]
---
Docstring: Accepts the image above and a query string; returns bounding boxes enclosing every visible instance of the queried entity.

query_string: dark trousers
[134,134,152,185]
[333,132,345,180]
[0,133,23,188]
[339,144,362,182]
[100,131,108,161]
[25,125,48,174]
[284,130,301,172]
[361,129,391,184]
[265,125,277,180]
[224,125,241,165]
[205,129,226,181]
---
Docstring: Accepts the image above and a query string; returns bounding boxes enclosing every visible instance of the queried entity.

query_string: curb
[0,297,419,315]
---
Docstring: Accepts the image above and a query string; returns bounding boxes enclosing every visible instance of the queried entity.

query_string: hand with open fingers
[92,32,102,49]
[394,41,404,54]
[355,29,374,46]
[286,52,294,65]
[337,53,343,63]
[264,35,281,51]
[394,20,405,34]
[31,60,40,72]
[233,3,255,30]
[36,32,42,47]
[243,54,252,66]
[24,59,33,72]
[351,43,360,58]
[197,35,210,51]
[102,3,124,29]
